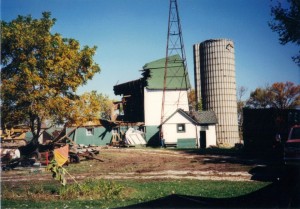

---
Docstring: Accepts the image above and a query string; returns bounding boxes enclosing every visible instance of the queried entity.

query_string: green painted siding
[66,126,161,147]
[177,138,196,149]
[67,127,112,146]
[145,126,160,146]
[25,132,33,142]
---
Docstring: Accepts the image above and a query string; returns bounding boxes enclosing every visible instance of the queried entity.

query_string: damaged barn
[114,55,197,147]
[114,78,146,123]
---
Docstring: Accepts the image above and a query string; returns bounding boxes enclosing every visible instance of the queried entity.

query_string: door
[200,131,206,149]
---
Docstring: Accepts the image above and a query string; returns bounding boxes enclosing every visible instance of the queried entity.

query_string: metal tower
[161,0,188,125]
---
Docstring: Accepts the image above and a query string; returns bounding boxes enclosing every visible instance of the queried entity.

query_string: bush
[59,178,124,200]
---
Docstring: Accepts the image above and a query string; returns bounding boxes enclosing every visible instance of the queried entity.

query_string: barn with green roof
[114,55,203,147]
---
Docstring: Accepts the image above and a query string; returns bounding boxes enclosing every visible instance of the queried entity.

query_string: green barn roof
[142,54,191,90]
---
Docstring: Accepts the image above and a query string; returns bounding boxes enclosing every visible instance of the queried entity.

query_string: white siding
[161,111,217,148]
[163,123,197,144]
[196,125,217,147]
[161,111,197,145]
[144,88,189,126]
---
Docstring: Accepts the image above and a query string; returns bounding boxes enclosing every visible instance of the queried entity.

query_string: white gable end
[160,109,217,148]
[144,88,189,126]
[164,111,192,124]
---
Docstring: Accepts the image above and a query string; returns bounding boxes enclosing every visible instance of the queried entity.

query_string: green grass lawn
[2,179,270,209]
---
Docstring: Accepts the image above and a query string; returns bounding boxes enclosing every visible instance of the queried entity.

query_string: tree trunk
[19,113,41,156]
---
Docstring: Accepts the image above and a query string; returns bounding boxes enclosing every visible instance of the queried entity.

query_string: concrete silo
[193,39,239,147]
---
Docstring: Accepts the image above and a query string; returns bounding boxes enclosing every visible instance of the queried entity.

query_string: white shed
[160,109,218,148]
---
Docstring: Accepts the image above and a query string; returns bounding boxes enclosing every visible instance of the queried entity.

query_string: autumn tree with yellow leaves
[187,89,202,111]
[1,12,101,145]
[70,91,113,125]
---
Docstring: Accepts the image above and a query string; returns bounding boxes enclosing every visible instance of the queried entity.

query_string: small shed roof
[160,109,218,126]
[187,110,218,125]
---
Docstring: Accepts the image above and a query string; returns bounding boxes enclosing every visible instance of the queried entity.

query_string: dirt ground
[2,147,300,209]
[1,147,262,183]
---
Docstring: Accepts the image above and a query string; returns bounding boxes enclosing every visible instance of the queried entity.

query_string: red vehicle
[284,125,300,165]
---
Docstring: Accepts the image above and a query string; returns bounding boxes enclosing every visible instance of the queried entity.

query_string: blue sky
[2,0,299,100]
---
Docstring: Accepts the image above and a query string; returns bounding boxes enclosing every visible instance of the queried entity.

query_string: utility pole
[161,0,188,126]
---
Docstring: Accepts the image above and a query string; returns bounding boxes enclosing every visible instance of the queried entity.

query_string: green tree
[246,82,300,109]
[1,12,100,145]
[269,0,300,66]
[246,87,272,108]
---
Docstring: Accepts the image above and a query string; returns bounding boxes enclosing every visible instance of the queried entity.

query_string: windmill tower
[161,0,189,125]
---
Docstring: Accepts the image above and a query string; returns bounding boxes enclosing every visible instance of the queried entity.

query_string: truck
[284,125,300,166]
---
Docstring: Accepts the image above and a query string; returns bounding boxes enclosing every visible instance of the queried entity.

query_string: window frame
[177,123,186,133]
[86,127,94,136]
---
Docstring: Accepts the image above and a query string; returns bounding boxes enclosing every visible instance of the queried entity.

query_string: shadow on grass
[119,168,300,208]
[117,150,300,209]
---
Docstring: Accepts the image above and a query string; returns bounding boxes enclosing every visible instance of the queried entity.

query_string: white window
[177,124,186,133]
[86,128,94,136]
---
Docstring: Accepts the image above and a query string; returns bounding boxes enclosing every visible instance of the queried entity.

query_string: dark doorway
[200,131,206,148]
